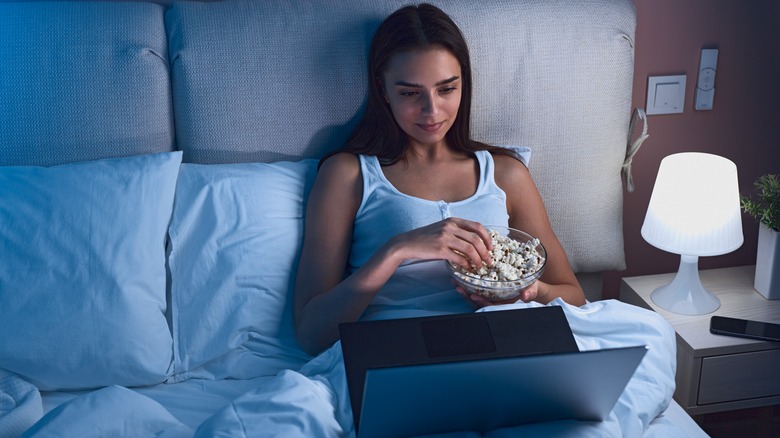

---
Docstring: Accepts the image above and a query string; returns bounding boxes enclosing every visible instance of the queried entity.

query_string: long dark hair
[324,3,510,166]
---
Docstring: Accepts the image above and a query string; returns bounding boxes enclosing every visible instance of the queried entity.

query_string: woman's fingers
[394,218,493,268]
[441,219,492,267]
[518,282,540,302]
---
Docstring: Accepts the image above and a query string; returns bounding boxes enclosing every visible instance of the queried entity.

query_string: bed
[0,0,708,436]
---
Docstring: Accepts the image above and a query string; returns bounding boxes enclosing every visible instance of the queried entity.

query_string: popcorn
[455,229,545,282]
[448,228,546,302]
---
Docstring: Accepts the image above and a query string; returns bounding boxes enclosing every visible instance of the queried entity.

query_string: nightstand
[620,265,780,415]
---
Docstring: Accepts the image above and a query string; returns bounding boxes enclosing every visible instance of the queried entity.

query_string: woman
[197,5,674,436]
[293,3,585,356]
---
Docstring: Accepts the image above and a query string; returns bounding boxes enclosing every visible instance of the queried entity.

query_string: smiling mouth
[417,122,444,132]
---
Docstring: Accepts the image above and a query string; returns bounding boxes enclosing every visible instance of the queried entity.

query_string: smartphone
[710,316,780,342]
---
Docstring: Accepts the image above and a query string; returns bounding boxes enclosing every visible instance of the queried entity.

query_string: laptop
[339,307,646,438]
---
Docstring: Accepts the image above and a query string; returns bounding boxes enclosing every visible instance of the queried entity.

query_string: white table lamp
[641,152,743,315]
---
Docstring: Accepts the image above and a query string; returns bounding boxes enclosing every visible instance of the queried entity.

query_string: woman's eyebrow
[436,76,460,86]
[394,76,460,87]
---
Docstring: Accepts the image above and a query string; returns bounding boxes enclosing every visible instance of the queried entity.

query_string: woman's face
[381,47,462,150]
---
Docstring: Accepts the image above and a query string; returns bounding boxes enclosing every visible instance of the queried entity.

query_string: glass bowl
[447,226,546,303]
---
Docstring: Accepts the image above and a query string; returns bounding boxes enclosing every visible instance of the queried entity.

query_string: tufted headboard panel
[0,1,174,166]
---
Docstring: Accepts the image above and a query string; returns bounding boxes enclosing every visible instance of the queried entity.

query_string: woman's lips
[417,121,444,132]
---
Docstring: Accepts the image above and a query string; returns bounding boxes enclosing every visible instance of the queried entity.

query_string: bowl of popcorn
[447,226,546,303]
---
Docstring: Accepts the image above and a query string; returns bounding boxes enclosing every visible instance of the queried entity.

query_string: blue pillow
[0,152,182,390]
[168,160,316,381]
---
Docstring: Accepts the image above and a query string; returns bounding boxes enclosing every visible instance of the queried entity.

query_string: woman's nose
[420,92,438,115]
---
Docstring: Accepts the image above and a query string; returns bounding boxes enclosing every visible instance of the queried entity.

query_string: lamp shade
[641,152,743,257]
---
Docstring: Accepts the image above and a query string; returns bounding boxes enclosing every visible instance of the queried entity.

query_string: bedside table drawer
[698,349,780,405]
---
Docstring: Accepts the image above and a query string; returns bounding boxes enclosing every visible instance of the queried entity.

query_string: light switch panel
[646,75,686,115]
[695,49,718,110]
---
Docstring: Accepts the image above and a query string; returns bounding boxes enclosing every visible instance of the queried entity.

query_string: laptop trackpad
[421,315,497,358]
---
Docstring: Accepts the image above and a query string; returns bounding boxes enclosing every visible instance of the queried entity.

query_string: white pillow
[0,152,182,391]
[168,160,317,382]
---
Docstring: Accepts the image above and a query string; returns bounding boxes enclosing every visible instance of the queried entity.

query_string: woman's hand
[516,281,541,303]
[389,217,493,268]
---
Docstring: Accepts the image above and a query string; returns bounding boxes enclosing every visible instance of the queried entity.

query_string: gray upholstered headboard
[0,0,637,299]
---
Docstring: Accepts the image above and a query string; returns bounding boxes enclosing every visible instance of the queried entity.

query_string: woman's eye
[439,87,456,94]
[399,90,418,97]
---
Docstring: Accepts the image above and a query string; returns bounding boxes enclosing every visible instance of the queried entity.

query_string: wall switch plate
[695,49,718,110]
[646,75,686,115]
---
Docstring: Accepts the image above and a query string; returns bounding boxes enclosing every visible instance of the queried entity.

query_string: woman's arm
[492,154,585,306]
[293,153,495,355]
[293,153,381,355]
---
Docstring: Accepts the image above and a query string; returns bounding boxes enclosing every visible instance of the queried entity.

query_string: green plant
[740,173,779,232]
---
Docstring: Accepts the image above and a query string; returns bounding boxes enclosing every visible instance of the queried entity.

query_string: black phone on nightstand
[710,316,780,342]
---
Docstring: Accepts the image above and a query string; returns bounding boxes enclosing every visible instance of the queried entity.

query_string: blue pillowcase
[0,152,182,390]
[167,160,317,381]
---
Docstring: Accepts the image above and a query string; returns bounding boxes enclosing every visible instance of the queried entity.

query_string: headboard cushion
[0,2,173,166]
[462,1,636,274]
[166,0,635,274]
[165,0,387,164]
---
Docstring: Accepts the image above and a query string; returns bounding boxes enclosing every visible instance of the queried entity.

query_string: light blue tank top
[351,150,510,320]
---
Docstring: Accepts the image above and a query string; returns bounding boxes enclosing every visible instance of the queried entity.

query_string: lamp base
[651,255,720,315]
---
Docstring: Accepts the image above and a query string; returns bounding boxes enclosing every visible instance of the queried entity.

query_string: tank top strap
[358,154,383,185]
[474,150,493,196]
[356,154,386,217]
[474,149,508,203]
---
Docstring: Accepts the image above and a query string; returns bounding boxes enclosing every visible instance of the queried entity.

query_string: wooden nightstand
[620,265,780,415]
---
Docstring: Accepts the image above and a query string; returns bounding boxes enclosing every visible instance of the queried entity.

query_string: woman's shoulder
[320,152,361,174]
[315,152,363,193]
[490,151,531,182]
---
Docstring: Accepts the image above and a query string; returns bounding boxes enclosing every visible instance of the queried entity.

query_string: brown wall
[603,0,780,299]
